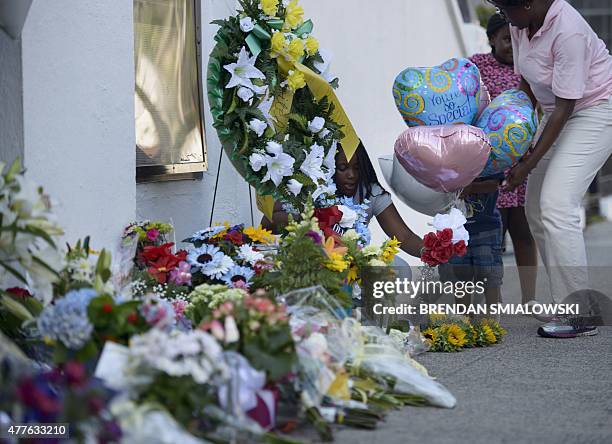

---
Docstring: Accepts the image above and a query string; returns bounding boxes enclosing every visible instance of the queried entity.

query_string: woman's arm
[460,179,501,198]
[260,201,291,234]
[503,96,575,191]
[376,203,423,258]
[518,76,537,108]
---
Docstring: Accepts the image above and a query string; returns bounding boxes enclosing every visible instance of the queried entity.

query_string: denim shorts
[438,228,503,288]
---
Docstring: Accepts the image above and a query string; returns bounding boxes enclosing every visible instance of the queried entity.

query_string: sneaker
[537,316,599,338]
[524,300,554,323]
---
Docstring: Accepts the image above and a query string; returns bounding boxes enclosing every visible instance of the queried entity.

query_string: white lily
[300,144,326,183]
[287,179,303,196]
[258,93,275,126]
[312,180,337,202]
[224,47,265,90]
[263,152,295,187]
[323,141,337,180]
[313,48,337,83]
[249,152,267,172]
[265,141,284,156]
[248,118,267,137]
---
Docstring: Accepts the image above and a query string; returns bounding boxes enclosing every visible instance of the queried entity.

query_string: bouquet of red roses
[421,228,467,267]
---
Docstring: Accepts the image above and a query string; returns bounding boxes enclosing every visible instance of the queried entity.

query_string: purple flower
[146,228,160,241]
[306,230,322,244]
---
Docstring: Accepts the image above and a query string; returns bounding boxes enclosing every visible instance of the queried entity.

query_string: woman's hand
[503,161,532,192]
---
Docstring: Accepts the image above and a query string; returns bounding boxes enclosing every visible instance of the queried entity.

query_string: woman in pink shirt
[488,0,612,338]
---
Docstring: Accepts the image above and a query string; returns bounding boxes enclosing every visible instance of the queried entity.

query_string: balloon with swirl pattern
[393,58,482,127]
[474,89,538,176]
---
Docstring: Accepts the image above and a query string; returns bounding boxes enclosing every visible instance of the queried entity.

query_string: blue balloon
[475,89,538,176]
[393,58,481,127]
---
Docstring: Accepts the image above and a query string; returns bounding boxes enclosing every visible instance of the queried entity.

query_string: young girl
[261,142,423,258]
[469,13,538,307]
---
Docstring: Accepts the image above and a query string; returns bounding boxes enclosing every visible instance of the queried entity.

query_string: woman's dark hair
[487,0,529,6]
[486,13,508,39]
[341,141,388,202]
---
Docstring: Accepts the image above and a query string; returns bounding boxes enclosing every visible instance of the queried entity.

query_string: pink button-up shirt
[510,0,612,114]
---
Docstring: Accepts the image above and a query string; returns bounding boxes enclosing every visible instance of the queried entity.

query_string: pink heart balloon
[394,125,491,193]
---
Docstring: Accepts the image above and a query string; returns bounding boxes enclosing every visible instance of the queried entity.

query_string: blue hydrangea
[139,295,176,331]
[37,288,97,349]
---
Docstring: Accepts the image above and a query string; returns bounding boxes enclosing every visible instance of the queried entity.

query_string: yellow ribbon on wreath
[252,20,360,219]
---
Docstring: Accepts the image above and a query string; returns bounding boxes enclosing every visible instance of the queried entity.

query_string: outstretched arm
[503,95,575,191]
[376,203,423,258]
[261,201,291,234]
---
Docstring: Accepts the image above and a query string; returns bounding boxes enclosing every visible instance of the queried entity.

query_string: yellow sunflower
[446,324,467,348]
[422,327,438,345]
[482,325,497,344]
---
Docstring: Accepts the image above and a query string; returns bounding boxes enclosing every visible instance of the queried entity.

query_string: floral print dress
[469,52,527,208]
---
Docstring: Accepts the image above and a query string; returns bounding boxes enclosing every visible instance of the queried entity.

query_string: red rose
[102,303,113,314]
[431,244,453,264]
[126,313,138,324]
[421,249,439,267]
[314,206,343,231]
[453,240,467,257]
[437,228,453,248]
[423,232,439,250]
[226,230,244,246]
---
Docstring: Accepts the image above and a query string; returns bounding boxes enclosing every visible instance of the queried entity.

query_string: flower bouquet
[420,208,469,267]
[2,360,122,443]
[423,314,507,352]
[255,204,352,308]
[194,288,296,383]
[129,241,192,301]
[183,223,275,290]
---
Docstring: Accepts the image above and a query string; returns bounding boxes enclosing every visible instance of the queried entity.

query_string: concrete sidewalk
[331,221,612,444]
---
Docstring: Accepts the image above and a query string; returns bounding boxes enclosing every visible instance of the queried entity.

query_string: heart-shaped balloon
[475,89,537,176]
[394,125,491,193]
[393,58,481,127]
[378,155,456,216]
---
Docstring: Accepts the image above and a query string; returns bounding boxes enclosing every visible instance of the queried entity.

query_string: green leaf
[0,260,27,283]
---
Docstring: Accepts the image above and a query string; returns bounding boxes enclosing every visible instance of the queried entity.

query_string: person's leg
[507,206,538,304]
[537,98,612,304]
[525,154,550,273]
[499,207,509,253]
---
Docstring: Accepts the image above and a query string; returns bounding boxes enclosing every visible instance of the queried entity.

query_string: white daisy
[237,244,264,265]
[187,244,234,280]
[221,265,255,288]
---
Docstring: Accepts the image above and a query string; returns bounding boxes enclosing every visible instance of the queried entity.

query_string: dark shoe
[537,316,599,338]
